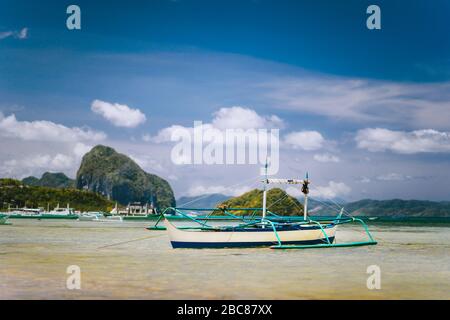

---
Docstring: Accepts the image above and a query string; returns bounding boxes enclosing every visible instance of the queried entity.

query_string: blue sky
[1,0,450,201]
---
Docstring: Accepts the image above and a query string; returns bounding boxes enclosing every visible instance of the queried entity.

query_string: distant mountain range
[337,199,450,217]
[294,198,450,217]
[179,192,450,217]
[22,172,75,189]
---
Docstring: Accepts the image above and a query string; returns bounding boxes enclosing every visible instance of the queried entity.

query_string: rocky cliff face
[75,145,175,209]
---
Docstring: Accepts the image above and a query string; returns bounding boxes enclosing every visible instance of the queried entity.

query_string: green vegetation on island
[214,188,303,216]
[0,178,114,212]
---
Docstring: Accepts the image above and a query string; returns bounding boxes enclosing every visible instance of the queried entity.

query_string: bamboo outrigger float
[158,169,377,249]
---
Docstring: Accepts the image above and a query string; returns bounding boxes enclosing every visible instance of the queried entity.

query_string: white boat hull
[78,214,123,222]
[164,219,337,248]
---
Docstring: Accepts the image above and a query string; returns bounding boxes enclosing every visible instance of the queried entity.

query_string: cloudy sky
[1,0,450,201]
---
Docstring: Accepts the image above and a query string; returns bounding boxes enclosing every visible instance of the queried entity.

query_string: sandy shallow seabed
[0,220,449,299]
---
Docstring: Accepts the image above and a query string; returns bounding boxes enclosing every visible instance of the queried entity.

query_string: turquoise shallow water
[0,219,449,299]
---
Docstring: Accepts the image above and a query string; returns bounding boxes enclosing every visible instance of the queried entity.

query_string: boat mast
[301,172,310,220]
[262,161,268,220]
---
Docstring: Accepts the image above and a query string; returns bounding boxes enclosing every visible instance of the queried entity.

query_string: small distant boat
[46,204,76,216]
[8,207,43,217]
[103,215,123,222]
[78,212,123,222]
[78,212,103,221]
[162,170,377,249]
[109,201,158,221]
[7,204,78,219]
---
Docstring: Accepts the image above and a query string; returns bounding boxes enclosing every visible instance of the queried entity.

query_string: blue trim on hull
[171,237,335,248]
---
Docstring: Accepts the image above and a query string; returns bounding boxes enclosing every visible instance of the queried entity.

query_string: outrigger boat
[160,172,377,249]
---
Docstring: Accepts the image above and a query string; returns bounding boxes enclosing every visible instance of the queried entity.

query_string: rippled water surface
[0,219,449,299]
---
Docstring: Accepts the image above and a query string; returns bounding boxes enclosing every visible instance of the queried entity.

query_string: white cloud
[91,99,146,128]
[284,131,325,151]
[0,28,28,40]
[51,154,74,169]
[355,128,450,154]
[17,28,28,39]
[263,77,450,129]
[151,124,196,143]
[0,31,13,39]
[0,113,106,142]
[357,176,371,183]
[73,142,93,159]
[285,186,302,198]
[212,106,283,130]
[313,153,340,163]
[309,181,351,199]
[0,141,95,179]
[376,173,412,181]
[3,153,74,173]
[287,181,351,199]
[151,107,281,144]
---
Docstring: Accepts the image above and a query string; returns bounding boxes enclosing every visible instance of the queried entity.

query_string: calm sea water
[0,219,449,299]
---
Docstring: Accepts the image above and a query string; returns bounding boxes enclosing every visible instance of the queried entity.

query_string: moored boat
[165,218,337,248]
[78,212,104,221]
[7,207,43,218]
[79,212,123,222]
[7,204,78,219]
[162,171,377,249]
[46,204,75,216]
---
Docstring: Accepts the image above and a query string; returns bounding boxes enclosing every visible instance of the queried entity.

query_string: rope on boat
[175,172,349,220]
[306,195,342,214]
[265,183,360,223]
[299,187,354,218]
[266,192,290,210]
[97,234,163,249]
[176,174,262,208]
[173,168,365,224]
[263,186,305,216]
